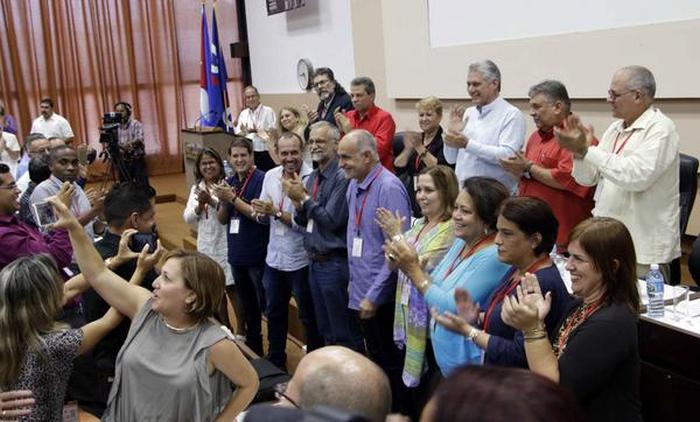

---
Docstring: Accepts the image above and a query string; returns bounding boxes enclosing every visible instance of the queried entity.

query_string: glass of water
[672,285,691,322]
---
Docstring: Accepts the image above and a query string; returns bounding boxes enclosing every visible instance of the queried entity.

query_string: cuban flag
[199,3,214,127]
[208,5,230,131]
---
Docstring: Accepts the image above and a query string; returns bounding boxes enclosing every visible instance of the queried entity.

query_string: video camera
[99,112,122,149]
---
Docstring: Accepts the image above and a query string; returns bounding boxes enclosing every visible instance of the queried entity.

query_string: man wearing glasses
[304,68,353,128]
[556,65,680,280]
[0,163,72,270]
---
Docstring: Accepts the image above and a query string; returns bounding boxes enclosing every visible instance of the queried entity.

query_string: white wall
[244,0,355,94]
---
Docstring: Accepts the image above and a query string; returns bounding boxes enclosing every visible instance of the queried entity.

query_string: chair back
[679,153,699,235]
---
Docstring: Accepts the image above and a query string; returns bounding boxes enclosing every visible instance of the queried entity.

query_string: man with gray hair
[337,129,410,412]
[500,80,594,251]
[556,65,680,279]
[334,77,396,172]
[278,346,392,422]
[284,121,364,351]
[443,60,526,191]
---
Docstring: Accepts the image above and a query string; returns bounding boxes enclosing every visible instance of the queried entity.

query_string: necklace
[162,316,198,332]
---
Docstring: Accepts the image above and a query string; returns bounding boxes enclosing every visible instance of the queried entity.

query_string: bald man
[279,346,392,422]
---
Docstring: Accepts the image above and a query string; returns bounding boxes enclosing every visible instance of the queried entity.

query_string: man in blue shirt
[443,60,526,191]
[285,121,363,352]
[338,129,411,411]
[215,137,269,356]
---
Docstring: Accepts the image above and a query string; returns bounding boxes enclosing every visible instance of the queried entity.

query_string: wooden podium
[181,127,236,188]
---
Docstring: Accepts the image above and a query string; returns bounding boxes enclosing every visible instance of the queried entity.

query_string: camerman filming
[113,101,149,186]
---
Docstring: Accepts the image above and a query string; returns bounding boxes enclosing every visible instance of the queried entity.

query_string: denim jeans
[231,265,265,355]
[263,265,323,368]
[308,256,364,352]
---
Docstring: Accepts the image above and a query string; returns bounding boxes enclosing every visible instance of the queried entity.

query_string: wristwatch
[274,210,283,220]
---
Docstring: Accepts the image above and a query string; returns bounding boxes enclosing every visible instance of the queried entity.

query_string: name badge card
[229,218,240,234]
[306,219,314,233]
[352,237,363,258]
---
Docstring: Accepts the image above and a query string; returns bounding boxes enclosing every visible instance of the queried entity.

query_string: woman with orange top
[431,196,571,368]
[384,176,510,375]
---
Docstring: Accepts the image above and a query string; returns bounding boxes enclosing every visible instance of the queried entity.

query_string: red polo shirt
[345,106,396,172]
[519,129,595,248]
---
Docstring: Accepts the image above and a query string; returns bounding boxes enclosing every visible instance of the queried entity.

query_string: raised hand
[281,173,307,203]
[251,199,275,216]
[501,273,551,331]
[56,181,75,210]
[499,152,531,179]
[447,105,468,134]
[375,208,404,239]
[136,239,165,273]
[454,288,480,324]
[554,114,594,156]
[46,195,81,231]
[333,107,352,133]
[430,307,469,335]
[212,180,236,203]
[382,236,419,273]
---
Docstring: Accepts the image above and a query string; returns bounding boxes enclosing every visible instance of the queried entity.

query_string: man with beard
[251,132,322,370]
[284,121,363,351]
[304,68,353,127]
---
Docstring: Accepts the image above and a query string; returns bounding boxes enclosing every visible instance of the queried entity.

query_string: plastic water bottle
[223,160,233,178]
[646,264,665,318]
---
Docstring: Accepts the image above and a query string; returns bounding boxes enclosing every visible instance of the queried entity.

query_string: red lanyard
[354,168,383,234]
[444,233,496,278]
[482,255,551,332]
[311,176,321,200]
[555,299,604,356]
[235,167,256,197]
[612,130,635,155]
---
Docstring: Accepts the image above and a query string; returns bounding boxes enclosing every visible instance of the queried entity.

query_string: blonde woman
[0,253,147,421]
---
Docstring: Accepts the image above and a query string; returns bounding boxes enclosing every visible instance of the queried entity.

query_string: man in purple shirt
[338,129,411,411]
[0,163,72,270]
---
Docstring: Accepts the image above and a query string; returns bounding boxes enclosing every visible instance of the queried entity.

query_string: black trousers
[350,302,405,413]
[231,264,266,356]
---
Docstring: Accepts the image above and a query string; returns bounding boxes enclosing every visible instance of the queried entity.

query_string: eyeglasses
[607,89,635,100]
[313,79,331,88]
[274,382,300,408]
[0,183,17,190]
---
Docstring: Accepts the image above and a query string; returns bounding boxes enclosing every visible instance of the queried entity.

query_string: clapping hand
[302,104,319,122]
[333,107,352,133]
[431,288,480,335]
[501,273,551,331]
[382,235,419,272]
[195,187,215,207]
[554,114,594,157]
[443,105,468,148]
[281,173,307,203]
[251,199,275,216]
[499,152,531,179]
[375,208,404,239]
[212,180,236,203]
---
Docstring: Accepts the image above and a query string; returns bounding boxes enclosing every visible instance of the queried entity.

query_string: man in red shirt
[334,77,396,172]
[500,80,594,251]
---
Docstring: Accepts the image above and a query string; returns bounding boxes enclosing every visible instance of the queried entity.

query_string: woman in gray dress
[48,196,260,421]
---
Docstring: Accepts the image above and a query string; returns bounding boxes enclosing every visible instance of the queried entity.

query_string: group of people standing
[0,57,680,421]
[181,59,678,421]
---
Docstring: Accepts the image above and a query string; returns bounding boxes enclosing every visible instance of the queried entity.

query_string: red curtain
[0,0,244,176]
